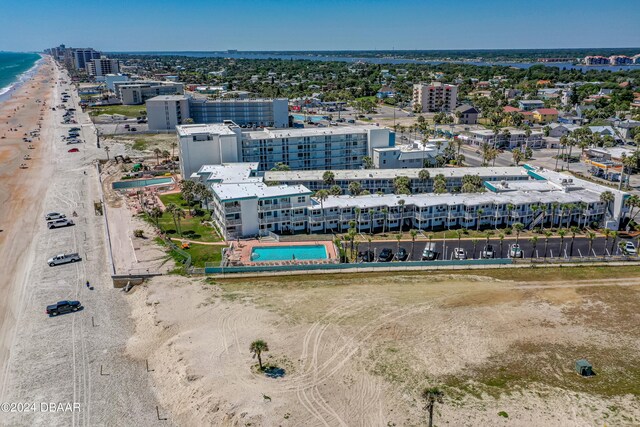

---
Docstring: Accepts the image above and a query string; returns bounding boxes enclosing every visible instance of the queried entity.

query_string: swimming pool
[112,177,173,189]
[291,114,325,123]
[251,245,328,262]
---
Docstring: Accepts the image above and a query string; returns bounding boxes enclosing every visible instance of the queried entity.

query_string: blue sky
[1,0,639,52]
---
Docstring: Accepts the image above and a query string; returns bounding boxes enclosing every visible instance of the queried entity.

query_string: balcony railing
[225,205,242,214]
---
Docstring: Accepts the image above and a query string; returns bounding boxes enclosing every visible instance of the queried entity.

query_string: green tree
[323,170,336,187]
[513,222,524,245]
[348,181,363,196]
[410,229,418,259]
[362,156,374,169]
[329,185,342,196]
[422,387,444,427]
[315,189,329,233]
[249,339,269,371]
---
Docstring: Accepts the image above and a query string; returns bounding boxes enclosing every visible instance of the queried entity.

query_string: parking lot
[355,235,631,262]
[2,68,164,426]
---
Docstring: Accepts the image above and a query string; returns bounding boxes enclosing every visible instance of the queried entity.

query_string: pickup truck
[46,300,82,316]
[48,253,81,266]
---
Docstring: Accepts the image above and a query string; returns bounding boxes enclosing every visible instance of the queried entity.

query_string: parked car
[66,140,82,145]
[421,242,438,260]
[46,300,83,317]
[453,247,466,260]
[45,212,65,220]
[68,148,79,152]
[509,243,523,258]
[347,119,356,124]
[377,248,394,262]
[48,218,74,229]
[359,250,375,262]
[480,244,495,259]
[394,248,409,261]
[47,252,81,266]
[623,241,637,255]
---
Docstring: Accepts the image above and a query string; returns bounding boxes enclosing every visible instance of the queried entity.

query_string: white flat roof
[194,162,260,183]
[243,125,383,140]
[177,123,237,137]
[212,182,311,202]
[264,166,528,182]
[316,188,602,210]
[147,94,188,102]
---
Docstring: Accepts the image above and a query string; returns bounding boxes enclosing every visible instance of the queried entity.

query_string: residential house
[533,108,559,124]
[453,104,479,125]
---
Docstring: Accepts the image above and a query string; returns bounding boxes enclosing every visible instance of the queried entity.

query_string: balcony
[225,218,242,226]
[225,205,242,214]
[259,202,292,211]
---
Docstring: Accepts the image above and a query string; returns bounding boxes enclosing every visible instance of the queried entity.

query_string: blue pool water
[251,245,328,262]
[112,177,173,189]
[291,114,325,123]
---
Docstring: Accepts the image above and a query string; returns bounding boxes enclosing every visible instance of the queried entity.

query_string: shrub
[133,229,144,238]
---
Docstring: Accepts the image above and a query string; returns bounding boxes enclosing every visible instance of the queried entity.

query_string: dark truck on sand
[46,300,83,316]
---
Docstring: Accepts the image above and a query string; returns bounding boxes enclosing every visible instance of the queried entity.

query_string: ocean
[0,52,41,98]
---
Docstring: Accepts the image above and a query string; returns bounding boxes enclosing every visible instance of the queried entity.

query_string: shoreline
[0,54,44,103]
[0,56,55,396]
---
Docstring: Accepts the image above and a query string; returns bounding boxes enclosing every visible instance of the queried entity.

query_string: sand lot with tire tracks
[126,272,640,426]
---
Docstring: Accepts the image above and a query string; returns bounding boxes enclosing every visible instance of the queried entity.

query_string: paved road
[352,236,636,262]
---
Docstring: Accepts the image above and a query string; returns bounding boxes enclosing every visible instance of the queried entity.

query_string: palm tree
[165,203,180,234]
[506,203,515,225]
[153,147,161,165]
[174,208,185,236]
[249,339,269,371]
[529,236,538,258]
[471,238,478,259]
[381,208,389,235]
[398,199,406,231]
[419,169,431,191]
[149,206,163,228]
[315,189,329,234]
[603,228,611,255]
[422,387,444,427]
[513,222,524,245]
[410,229,418,259]
[395,233,403,258]
[323,170,335,187]
[368,208,375,233]
[569,226,579,257]
[610,230,619,254]
[455,229,463,254]
[600,191,615,219]
[476,208,484,231]
[587,231,596,256]
[170,140,178,160]
[355,207,362,234]
[499,233,505,258]
[558,229,567,257]
[543,231,552,259]
[104,145,110,160]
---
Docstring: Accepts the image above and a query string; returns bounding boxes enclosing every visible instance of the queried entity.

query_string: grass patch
[88,104,146,117]
[446,342,640,399]
[214,265,640,285]
[145,194,223,243]
[131,138,148,151]
[155,238,222,269]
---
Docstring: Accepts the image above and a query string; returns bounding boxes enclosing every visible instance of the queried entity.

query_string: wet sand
[0,57,57,394]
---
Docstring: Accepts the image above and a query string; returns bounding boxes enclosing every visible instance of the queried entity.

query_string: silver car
[45,212,65,220]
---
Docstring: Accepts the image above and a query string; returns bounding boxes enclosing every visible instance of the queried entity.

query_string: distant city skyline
[1,0,639,52]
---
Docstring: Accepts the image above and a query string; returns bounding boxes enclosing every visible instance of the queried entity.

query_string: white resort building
[177,122,394,178]
[191,163,629,239]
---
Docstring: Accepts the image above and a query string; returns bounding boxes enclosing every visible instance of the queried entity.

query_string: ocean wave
[0,55,43,101]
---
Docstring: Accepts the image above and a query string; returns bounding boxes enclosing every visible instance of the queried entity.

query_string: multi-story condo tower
[412,82,458,112]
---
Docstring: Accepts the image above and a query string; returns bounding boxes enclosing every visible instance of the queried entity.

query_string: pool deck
[228,240,338,266]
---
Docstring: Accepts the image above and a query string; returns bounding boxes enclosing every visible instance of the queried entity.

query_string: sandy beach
[0,57,56,391]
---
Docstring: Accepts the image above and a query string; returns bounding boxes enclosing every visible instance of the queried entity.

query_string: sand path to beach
[0,57,57,392]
